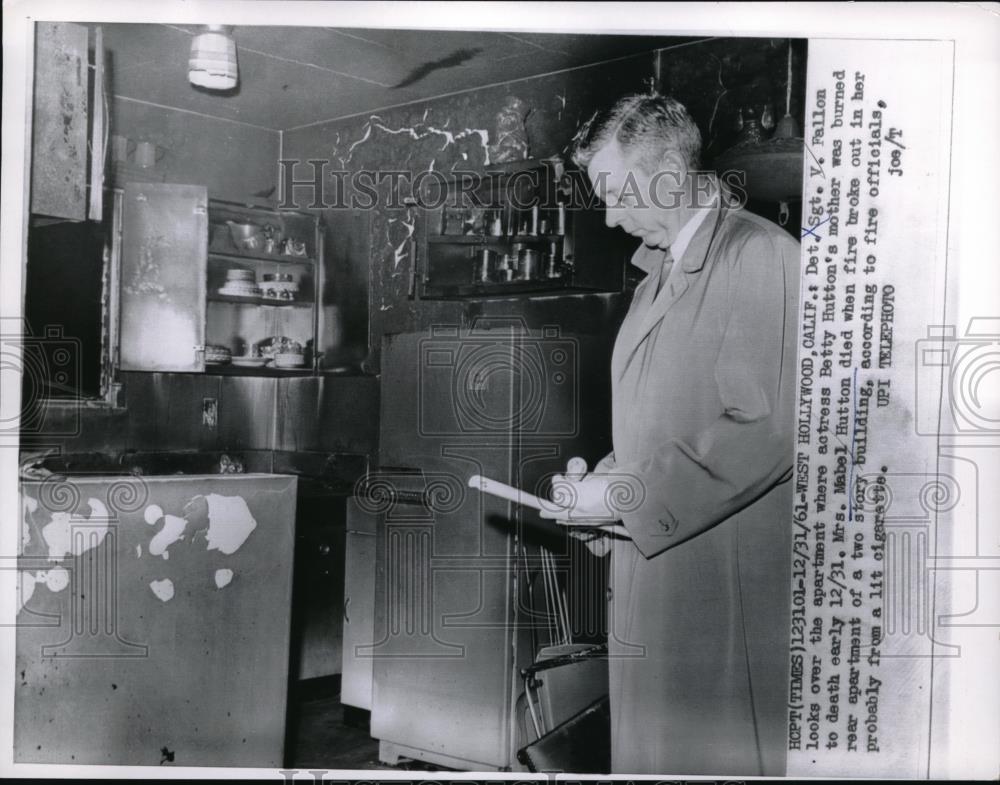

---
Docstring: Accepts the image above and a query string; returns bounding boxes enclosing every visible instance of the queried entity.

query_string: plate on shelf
[231,356,271,368]
[217,285,262,298]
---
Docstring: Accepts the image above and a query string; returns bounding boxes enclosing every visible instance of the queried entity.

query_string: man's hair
[570,93,702,174]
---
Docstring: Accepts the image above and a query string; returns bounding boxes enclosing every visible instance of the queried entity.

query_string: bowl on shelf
[273,352,306,369]
[227,221,264,251]
[255,336,303,360]
[259,273,299,301]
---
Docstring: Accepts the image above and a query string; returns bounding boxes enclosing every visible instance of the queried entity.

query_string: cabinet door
[120,183,207,371]
[31,22,89,220]
[342,521,376,709]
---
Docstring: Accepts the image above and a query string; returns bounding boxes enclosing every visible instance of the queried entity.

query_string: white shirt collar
[669,203,713,264]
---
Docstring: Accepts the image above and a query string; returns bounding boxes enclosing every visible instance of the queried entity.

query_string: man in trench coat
[541,94,799,776]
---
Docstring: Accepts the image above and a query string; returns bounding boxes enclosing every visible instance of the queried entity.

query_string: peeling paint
[37,566,69,593]
[136,544,142,558]
[21,494,38,555]
[334,111,490,169]
[41,498,110,562]
[214,568,234,589]
[149,578,174,603]
[201,494,257,555]
[144,504,164,525]
[148,514,187,560]
[387,210,417,270]
[18,573,36,613]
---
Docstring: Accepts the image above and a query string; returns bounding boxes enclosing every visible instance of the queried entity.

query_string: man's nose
[605,207,625,229]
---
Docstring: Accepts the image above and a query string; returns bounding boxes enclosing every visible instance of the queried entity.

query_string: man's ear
[649,149,687,209]
[657,148,686,181]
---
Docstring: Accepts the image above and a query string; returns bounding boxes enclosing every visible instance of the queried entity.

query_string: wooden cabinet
[119,183,321,375]
[31,22,107,222]
[418,158,628,299]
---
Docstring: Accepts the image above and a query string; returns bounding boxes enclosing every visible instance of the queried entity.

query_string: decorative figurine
[489,96,530,163]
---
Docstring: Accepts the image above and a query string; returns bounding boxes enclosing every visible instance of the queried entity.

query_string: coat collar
[614,188,732,381]
[628,182,728,275]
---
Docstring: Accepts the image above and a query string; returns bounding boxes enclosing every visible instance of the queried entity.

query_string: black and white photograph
[1,2,997,781]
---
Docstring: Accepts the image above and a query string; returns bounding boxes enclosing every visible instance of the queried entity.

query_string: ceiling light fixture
[188,25,238,91]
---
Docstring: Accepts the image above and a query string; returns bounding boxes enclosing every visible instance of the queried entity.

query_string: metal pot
[226,221,263,251]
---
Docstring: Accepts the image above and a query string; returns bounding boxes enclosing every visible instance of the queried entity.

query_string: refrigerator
[365,318,612,770]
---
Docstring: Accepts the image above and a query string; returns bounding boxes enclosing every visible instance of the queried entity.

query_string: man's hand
[540,471,619,524]
[539,458,632,556]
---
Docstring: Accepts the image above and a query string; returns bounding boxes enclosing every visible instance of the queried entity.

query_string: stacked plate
[218,268,261,298]
[205,345,232,365]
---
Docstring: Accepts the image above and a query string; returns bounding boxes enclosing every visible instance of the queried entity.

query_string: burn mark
[392,48,481,88]
[159,746,175,764]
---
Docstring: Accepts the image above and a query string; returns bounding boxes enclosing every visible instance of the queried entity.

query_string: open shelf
[427,234,565,245]
[421,278,609,300]
[208,293,310,308]
[204,363,313,377]
[418,158,627,299]
[208,250,315,265]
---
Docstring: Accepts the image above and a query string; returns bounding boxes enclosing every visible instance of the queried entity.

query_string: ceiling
[97,24,692,131]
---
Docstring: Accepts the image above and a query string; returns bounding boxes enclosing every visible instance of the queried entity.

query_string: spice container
[474,248,494,283]
[518,248,540,281]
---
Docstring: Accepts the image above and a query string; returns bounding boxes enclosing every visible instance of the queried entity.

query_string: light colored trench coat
[602,196,799,776]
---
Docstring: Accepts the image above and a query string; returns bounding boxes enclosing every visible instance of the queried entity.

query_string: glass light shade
[188,27,238,90]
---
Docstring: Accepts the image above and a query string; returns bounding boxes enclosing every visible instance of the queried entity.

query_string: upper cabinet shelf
[208,200,318,263]
[119,185,322,374]
[208,250,316,264]
[417,158,629,300]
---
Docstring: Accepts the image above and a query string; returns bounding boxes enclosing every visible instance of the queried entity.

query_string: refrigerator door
[371,328,520,770]
[371,322,614,770]
[119,183,208,371]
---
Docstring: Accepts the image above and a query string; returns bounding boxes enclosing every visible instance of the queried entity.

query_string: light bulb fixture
[188,25,238,91]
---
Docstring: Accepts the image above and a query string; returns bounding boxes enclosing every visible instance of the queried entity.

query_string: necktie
[655,249,674,297]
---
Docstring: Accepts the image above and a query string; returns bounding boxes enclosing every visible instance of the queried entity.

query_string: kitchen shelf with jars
[416,158,628,300]
[119,183,322,376]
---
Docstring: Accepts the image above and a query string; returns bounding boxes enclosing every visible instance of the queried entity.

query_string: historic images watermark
[12,471,151,659]
[276,158,750,212]
[0,317,83,448]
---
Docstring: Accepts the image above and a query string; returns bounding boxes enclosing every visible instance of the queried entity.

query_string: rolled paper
[467,474,556,512]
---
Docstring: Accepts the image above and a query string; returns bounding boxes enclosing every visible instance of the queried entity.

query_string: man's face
[586,141,683,250]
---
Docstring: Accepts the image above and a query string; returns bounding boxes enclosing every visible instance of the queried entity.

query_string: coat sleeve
[612,230,798,558]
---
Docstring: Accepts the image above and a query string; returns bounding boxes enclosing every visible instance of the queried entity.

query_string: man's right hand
[556,455,623,557]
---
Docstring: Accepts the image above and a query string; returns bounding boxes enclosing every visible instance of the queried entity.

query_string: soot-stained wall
[281,37,807,372]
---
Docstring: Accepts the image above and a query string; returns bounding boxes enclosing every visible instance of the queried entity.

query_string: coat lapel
[614,201,729,382]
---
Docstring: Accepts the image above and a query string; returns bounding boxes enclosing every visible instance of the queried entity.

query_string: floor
[285,678,450,771]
